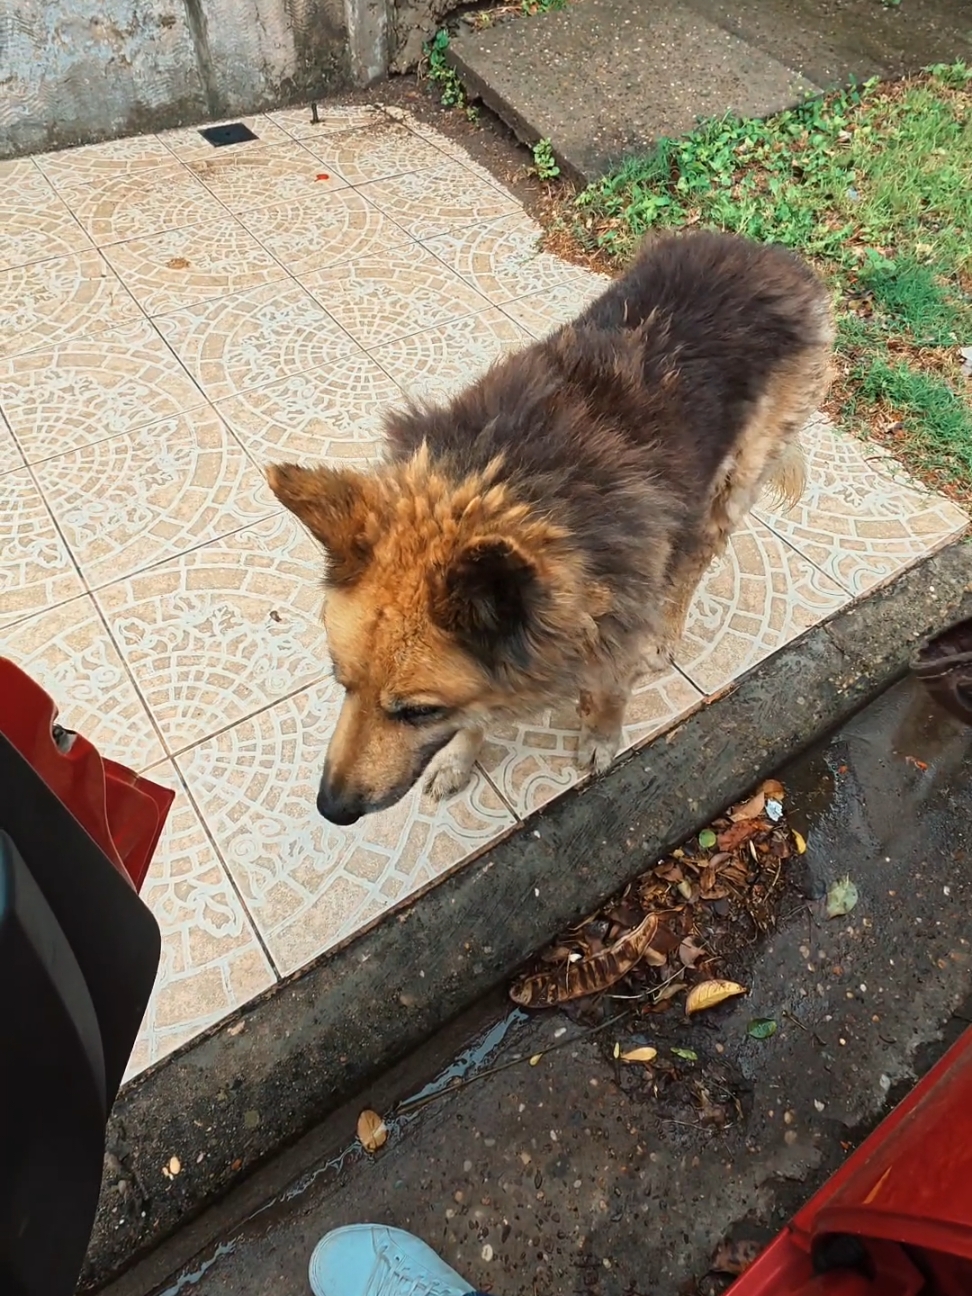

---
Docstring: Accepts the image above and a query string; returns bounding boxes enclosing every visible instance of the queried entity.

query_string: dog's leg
[577,660,637,774]
[657,533,728,661]
[423,725,485,801]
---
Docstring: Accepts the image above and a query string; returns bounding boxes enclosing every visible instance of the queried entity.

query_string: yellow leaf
[685,979,747,1016]
[529,1053,543,1066]
[793,830,807,855]
[620,1046,658,1064]
[613,1041,620,1058]
[357,1109,388,1153]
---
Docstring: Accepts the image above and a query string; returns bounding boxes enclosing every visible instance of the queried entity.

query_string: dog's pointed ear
[267,463,374,586]
[435,536,543,669]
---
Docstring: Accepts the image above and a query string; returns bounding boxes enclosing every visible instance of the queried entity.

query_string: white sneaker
[308,1224,479,1296]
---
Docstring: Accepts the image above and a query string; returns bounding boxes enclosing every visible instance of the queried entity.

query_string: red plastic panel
[0,659,173,892]
[728,1024,972,1295]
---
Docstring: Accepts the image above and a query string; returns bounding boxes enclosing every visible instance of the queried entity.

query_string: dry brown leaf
[760,779,785,802]
[539,944,576,964]
[620,1046,658,1064]
[711,1238,763,1276]
[641,945,669,967]
[648,924,682,956]
[678,937,705,968]
[717,820,767,853]
[357,1109,387,1153]
[654,978,686,1003]
[655,862,684,883]
[685,979,747,1015]
[510,912,660,1006]
[730,790,765,821]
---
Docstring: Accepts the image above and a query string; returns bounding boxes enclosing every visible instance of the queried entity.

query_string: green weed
[424,29,466,108]
[532,138,561,181]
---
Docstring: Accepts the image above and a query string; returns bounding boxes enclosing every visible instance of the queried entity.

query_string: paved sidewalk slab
[449,0,819,184]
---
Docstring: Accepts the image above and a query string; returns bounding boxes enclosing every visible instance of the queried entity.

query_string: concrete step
[685,0,972,89]
[448,0,972,185]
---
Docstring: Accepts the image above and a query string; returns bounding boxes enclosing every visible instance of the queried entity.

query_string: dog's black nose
[316,771,363,825]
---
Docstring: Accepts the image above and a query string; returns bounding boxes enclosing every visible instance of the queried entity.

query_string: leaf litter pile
[508,779,806,1138]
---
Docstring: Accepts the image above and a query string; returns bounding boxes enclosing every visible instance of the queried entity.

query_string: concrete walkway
[0,102,966,1085]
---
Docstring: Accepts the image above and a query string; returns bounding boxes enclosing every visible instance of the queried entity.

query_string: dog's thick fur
[269,231,833,824]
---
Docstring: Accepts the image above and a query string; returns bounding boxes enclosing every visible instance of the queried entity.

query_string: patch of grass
[532,137,560,181]
[569,63,972,502]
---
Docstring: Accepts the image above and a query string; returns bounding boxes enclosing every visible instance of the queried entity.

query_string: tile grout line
[158,757,285,981]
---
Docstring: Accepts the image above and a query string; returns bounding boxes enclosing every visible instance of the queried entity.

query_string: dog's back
[573,230,833,489]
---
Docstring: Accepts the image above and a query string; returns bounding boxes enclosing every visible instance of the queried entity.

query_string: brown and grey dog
[268,230,833,824]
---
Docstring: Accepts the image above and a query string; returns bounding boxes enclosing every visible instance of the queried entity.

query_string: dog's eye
[393,704,450,726]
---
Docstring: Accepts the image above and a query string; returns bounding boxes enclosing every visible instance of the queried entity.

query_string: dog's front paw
[423,749,475,801]
[577,726,621,775]
[642,640,675,675]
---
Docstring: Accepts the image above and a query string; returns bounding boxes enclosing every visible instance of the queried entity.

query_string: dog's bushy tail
[762,435,808,512]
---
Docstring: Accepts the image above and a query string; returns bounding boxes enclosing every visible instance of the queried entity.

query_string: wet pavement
[107,674,972,1296]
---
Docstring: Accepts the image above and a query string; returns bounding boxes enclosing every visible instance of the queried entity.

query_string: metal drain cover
[198,122,258,147]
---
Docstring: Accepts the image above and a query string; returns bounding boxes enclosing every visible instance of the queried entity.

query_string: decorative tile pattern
[371,308,533,404]
[674,516,850,696]
[34,409,277,588]
[501,280,607,339]
[267,104,388,141]
[301,243,490,350]
[96,514,330,756]
[177,686,516,975]
[58,165,226,246]
[154,279,356,402]
[307,122,448,186]
[479,670,704,818]
[239,188,412,279]
[0,250,140,360]
[125,765,275,1081]
[0,470,84,628]
[0,318,205,464]
[0,595,164,770]
[358,160,521,241]
[0,172,93,272]
[158,115,293,160]
[755,415,969,596]
[0,418,23,476]
[0,157,45,184]
[424,212,612,305]
[216,349,401,465]
[187,142,348,214]
[101,218,287,315]
[34,134,176,184]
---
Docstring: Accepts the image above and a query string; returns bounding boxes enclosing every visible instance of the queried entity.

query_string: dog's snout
[316,767,363,825]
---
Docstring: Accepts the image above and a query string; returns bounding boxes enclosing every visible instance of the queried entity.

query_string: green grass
[570,63,972,500]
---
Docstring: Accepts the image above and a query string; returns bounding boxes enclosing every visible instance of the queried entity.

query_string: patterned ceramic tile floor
[0,104,967,1081]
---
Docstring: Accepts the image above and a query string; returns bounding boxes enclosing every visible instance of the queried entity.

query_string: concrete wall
[387,0,455,73]
[0,0,349,157]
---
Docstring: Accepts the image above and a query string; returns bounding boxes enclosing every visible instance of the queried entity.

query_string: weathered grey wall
[0,0,349,158]
[387,0,454,73]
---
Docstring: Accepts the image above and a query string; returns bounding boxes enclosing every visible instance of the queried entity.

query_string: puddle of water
[161,1008,528,1290]
[159,1243,236,1296]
